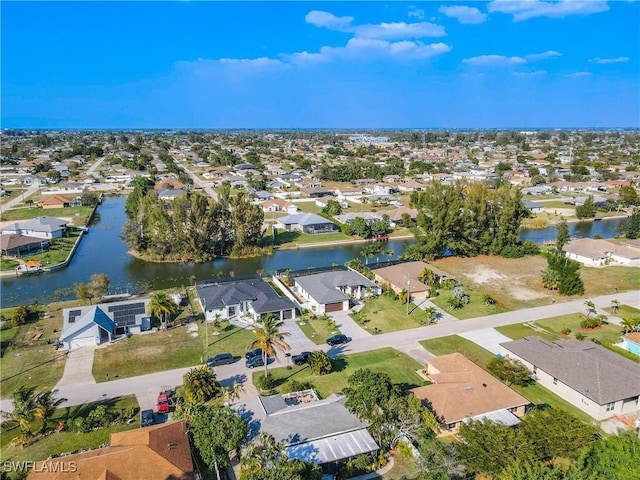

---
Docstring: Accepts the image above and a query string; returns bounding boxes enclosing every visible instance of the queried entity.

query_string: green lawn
[351,295,432,334]
[421,336,496,368]
[274,230,352,247]
[495,323,559,342]
[0,396,139,464]
[0,206,94,225]
[603,304,640,318]
[92,322,257,382]
[21,230,83,266]
[1,305,68,393]
[535,313,624,345]
[296,317,341,345]
[252,348,425,398]
[430,288,507,320]
[0,258,20,272]
[420,335,596,425]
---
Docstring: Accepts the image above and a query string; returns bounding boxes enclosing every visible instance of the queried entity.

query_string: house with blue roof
[59,298,151,349]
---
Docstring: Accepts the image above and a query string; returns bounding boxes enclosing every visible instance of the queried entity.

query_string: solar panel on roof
[68,309,82,323]
[107,303,146,326]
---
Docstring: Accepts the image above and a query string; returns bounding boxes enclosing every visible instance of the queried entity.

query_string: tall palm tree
[247,314,290,376]
[611,299,620,314]
[147,292,177,330]
[33,389,66,434]
[5,386,66,437]
[621,317,640,334]
[584,300,596,318]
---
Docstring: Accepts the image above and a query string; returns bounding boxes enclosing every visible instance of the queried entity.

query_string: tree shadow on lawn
[208,324,247,348]
[273,230,301,245]
[58,396,128,422]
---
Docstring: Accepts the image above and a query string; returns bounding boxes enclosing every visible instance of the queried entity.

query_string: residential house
[252,190,275,201]
[196,277,296,324]
[563,238,640,267]
[59,298,152,349]
[37,194,74,209]
[156,188,187,201]
[372,261,450,301]
[260,198,298,214]
[500,336,640,420]
[28,421,195,480]
[364,183,395,195]
[384,206,418,226]
[314,195,348,209]
[233,392,378,474]
[300,186,333,198]
[396,180,425,193]
[293,268,380,313]
[275,213,339,235]
[410,353,530,435]
[523,200,545,213]
[335,186,362,199]
[1,216,69,240]
[334,212,386,225]
[0,234,47,256]
[616,333,640,357]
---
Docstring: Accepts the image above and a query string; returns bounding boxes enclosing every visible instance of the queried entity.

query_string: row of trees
[405,182,537,259]
[123,180,264,261]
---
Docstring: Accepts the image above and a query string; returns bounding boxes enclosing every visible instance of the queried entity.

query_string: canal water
[0,196,629,307]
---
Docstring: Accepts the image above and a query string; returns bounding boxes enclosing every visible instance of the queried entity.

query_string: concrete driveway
[459,328,513,355]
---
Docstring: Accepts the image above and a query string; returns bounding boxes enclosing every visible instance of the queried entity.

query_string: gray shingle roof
[233,394,378,465]
[4,216,68,233]
[294,270,377,304]
[196,280,295,315]
[500,336,640,405]
[277,213,336,227]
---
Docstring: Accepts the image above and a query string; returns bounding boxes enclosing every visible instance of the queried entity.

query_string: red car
[157,386,173,414]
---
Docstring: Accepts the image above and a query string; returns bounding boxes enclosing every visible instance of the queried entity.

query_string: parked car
[292,351,312,365]
[246,355,273,369]
[140,409,154,427]
[326,334,349,346]
[206,353,235,367]
[245,348,263,359]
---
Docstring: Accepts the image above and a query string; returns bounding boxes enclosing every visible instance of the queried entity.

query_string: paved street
[1,290,638,414]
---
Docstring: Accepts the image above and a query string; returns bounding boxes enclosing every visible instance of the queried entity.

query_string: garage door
[325,302,343,313]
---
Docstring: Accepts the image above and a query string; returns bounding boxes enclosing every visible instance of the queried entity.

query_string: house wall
[565,252,608,267]
[610,254,640,266]
[62,324,100,350]
[502,350,635,420]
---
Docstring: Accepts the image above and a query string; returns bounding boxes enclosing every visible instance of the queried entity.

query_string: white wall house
[1,216,69,240]
[500,337,640,421]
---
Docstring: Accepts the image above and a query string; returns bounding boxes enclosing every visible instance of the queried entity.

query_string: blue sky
[2,1,638,129]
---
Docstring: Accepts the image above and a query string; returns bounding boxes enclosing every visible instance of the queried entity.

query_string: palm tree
[584,300,596,318]
[147,292,177,330]
[224,380,245,403]
[611,299,620,314]
[33,389,66,434]
[621,317,640,334]
[247,314,290,376]
[5,386,66,438]
[241,432,282,474]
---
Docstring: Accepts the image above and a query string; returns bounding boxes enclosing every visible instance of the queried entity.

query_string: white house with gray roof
[500,336,640,420]
[1,216,69,240]
[294,269,380,313]
[233,393,378,474]
[274,213,339,235]
[196,277,296,324]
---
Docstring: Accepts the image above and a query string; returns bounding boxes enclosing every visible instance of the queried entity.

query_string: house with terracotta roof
[260,198,298,215]
[37,194,74,209]
[28,420,195,480]
[410,353,529,435]
[500,336,640,420]
[372,261,450,301]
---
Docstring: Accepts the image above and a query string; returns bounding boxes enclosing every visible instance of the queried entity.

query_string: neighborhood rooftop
[500,336,640,405]
[294,269,378,305]
[196,278,294,315]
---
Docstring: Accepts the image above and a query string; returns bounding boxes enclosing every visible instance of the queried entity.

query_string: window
[553,377,558,385]
[606,402,615,412]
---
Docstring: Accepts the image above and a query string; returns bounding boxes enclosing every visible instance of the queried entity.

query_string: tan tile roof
[39,194,72,205]
[372,261,450,294]
[410,353,529,424]
[28,421,194,480]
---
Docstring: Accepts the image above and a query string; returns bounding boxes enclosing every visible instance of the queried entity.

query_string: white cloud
[463,54,527,66]
[488,0,609,22]
[408,6,425,20]
[526,50,562,61]
[309,38,451,61]
[218,57,283,68]
[514,70,548,76]
[589,56,630,64]
[305,10,354,30]
[565,71,591,77]
[439,5,488,24]
[354,21,446,39]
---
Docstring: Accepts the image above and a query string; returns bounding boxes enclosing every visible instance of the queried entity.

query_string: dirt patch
[431,255,552,307]
[134,346,163,357]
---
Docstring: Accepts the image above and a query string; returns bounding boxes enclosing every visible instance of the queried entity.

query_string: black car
[292,351,312,365]
[206,353,235,367]
[246,355,273,369]
[140,409,154,427]
[326,334,349,346]
[245,348,263,360]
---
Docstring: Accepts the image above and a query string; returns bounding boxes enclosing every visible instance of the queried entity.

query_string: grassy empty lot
[420,335,594,424]
[604,304,640,318]
[273,230,352,247]
[1,396,139,464]
[0,205,94,225]
[1,304,69,393]
[297,317,340,345]
[351,295,432,333]
[92,321,257,382]
[252,348,425,398]
[430,287,507,320]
